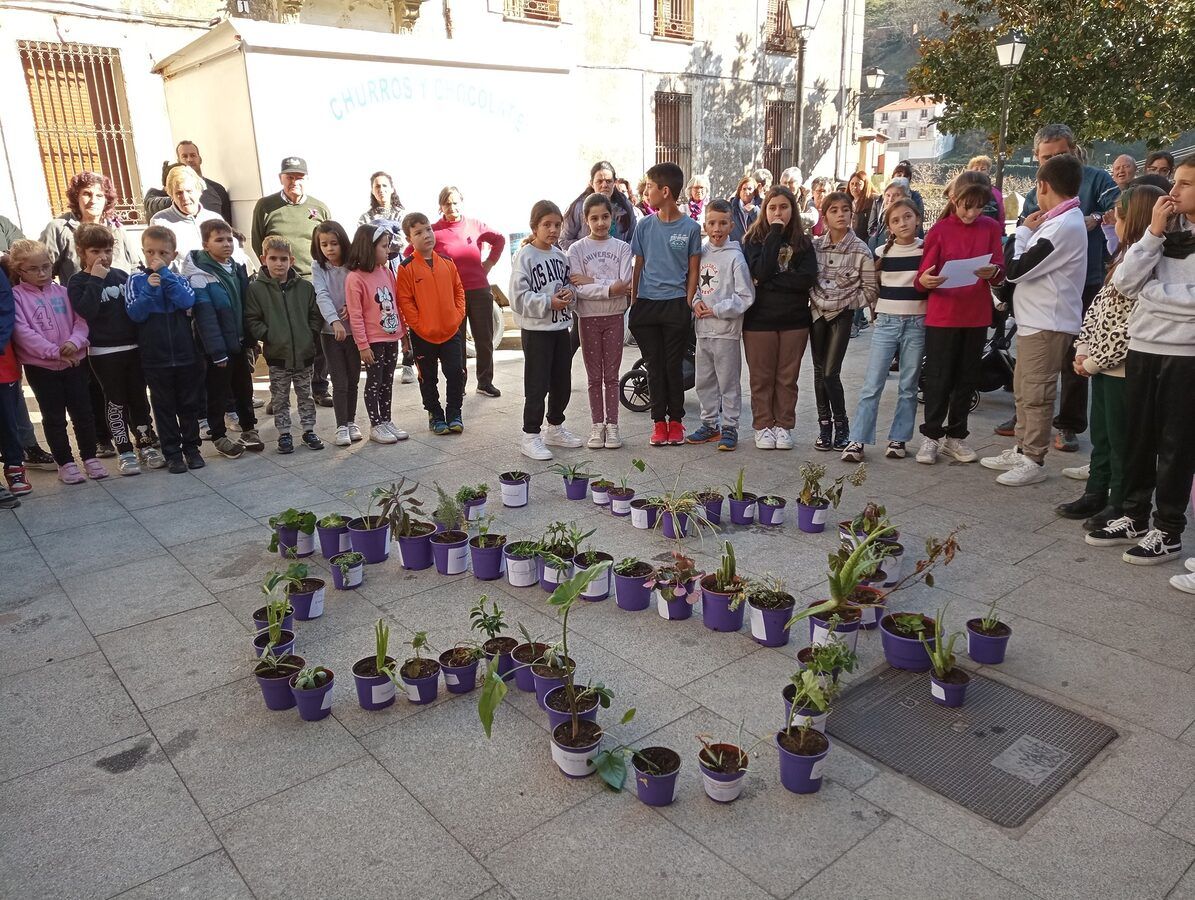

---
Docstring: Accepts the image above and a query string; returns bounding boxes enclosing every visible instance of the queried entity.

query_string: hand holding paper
[937,254,993,290]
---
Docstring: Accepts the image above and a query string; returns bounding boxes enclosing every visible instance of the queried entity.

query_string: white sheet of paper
[937,254,992,290]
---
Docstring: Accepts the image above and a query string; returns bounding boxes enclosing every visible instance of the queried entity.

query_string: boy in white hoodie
[686,200,754,451]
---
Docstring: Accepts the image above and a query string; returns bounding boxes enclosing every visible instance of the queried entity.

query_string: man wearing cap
[252,157,333,404]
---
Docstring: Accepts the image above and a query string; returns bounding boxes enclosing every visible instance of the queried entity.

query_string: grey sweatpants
[695,335,743,429]
[269,364,316,434]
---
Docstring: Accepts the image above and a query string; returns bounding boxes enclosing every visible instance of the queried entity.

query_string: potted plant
[921,606,970,707]
[573,544,614,600]
[316,513,352,559]
[399,630,440,704]
[629,496,659,530]
[254,645,304,711]
[537,522,593,593]
[549,460,594,501]
[531,641,576,711]
[285,563,326,621]
[745,575,796,647]
[724,467,757,526]
[590,477,614,506]
[787,529,891,652]
[696,728,755,803]
[966,600,1012,665]
[695,487,725,526]
[471,595,518,681]
[439,643,484,694]
[330,551,366,589]
[700,542,747,633]
[842,503,904,589]
[592,713,684,808]
[544,680,612,731]
[756,494,787,527]
[775,670,834,794]
[352,619,398,711]
[839,501,896,542]
[613,557,655,611]
[510,624,548,693]
[268,508,317,558]
[251,568,296,633]
[253,579,296,658]
[647,550,702,621]
[796,462,866,533]
[457,483,489,522]
[376,479,435,571]
[347,490,390,564]
[503,539,540,588]
[795,627,858,692]
[469,515,507,581]
[877,531,962,670]
[430,483,469,574]
[498,469,531,508]
[289,665,334,721]
[607,461,641,517]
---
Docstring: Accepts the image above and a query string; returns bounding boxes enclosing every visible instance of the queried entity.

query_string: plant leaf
[620,707,637,725]
[477,668,508,738]
[593,750,628,792]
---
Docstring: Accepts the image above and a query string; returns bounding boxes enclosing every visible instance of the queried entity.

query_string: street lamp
[863,66,886,92]
[993,28,1027,191]
[786,0,826,170]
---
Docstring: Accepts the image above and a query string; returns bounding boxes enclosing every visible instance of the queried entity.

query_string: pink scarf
[1043,196,1081,221]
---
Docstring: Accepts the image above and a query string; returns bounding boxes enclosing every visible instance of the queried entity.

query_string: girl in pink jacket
[7,239,106,483]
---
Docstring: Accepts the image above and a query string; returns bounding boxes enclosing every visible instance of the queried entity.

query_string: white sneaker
[916,438,939,464]
[1062,463,1090,481]
[1186,558,1195,573]
[384,421,409,441]
[754,428,776,450]
[996,457,1047,486]
[980,446,1023,471]
[604,423,623,449]
[348,422,363,442]
[1170,571,1195,595]
[773,428,794,450]
[587,423,606,449]
[334,426,351,447]
[543,424,583,448]
[941,437,978,463]
[117,451,141,476]
[521,433,553,460]
[370,425,398,444]
[400,365,416,384]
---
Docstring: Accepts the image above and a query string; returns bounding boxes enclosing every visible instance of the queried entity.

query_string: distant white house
[872,96,954,162]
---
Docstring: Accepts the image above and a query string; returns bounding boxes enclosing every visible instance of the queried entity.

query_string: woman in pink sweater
[345,224,407,444]
[7,239,105,483]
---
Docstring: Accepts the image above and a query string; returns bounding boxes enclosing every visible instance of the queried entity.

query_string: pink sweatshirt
[345,266,405,350]
[12,281,89,371]
[430,217,505,291]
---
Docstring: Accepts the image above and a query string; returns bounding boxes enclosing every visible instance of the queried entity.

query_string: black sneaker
[1122,530,1182,565]
[23,445,56,470]
[167,455,187,475]
[184,448,205,470]
[277,433,294,454]
[476,384,502,398]
[1085,516,1149,547]
[814,420,833,451]
[314,393,335,409]
[885,441,907,459]
[96,439,117,459]
[302,431,324,450]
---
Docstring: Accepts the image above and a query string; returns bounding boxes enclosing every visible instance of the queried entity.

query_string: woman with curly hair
[40,172,140,283]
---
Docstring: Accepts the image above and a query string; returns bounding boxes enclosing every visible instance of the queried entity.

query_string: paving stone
[0,507,30,550]
[114,850,254,899]
[215,756,492,900]
[224,471,337,518]
[168,525,277,594]
[1076,730,1195,825]
[1169,863,1195,900]
[1160,782,1195,845]
[187,449,280,489]
[101,468,214,511]
[0,588,97,676]
[60,555,216,635]
[0,650,145,782]
[0,735,217,898]
[0,544,55,606]
[678,646,800,740]
[14,484,127,535]
[289,453,400,493]
[132,494,258,547]
[146,676,365,819]
[31,516,163,579]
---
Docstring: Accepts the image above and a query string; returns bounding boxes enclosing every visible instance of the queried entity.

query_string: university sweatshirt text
[565,236,633,318]
[510,243,573,331]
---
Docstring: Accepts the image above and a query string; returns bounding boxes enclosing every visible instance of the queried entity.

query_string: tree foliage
[907,0,1195,148]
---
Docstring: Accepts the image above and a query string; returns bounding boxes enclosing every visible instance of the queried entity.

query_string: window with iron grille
[654,0,694,40]
[504,0,560,22]
[19,41,143,223]
[654,91,692,177]
[764,0,798,54]
[763,99,796,178]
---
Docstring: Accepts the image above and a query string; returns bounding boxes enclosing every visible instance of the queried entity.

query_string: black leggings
[810,312,854,421]
[88,349,152,453]
[321,333,361,427]
[363,341,398,426]
[205,349,257,441]
[521,328,571,434]
[23,364,97,465]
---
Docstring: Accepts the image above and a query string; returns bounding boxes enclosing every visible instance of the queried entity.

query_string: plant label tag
[931,681,946,701]
[338,532,352,552]
[447,546,468,574]
[405,681,421,702]
[550,741,597,777]
[466,501,486,521]
[966,632,975,656]
[809,757,825,781]
[308,588,325,618]
[612,498,631,515]
[444,671,460,686]
[812,624,830,646]
[545,567,563,586]
[592,491,607,505]
[347,566,363,587]
[320,689,332,710]
[749,607,767,640]
[744,502,756,521]
[656,590,670,619]
[812,506,829,525]
[631,507,647,528]
[771,506,785,525]
[671,781,680,803]
[701,772,744,802]
[296,531,315,555]
[501,482,527,507]
[372,681,396,704]
[508,558,536,586]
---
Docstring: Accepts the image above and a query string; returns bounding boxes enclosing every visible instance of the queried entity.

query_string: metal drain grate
[827,668,1117,827]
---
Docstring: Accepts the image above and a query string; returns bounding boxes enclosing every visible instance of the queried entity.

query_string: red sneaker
[650,421,668,446]
[667,420,685,445]
[4,465,31,496]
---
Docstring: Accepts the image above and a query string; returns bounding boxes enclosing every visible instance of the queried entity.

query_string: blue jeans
[849,313,926,445]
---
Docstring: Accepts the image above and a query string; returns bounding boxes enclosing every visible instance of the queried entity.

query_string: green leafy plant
[473,514,506,548]
[613,556,646,576]
[787,528,892,629]
[332,551,365,579]
[469,595,507,641]
[745,574,793,609]
[646,550,701,604]
[782,669,833,753]
[615,459,646,492]
[373,618,395,679]
[883,530,962,594]
[888,612,931,638]
[253,644,302,678]
[548,461,594,481]
[849,502,890,537]
[696,723,764,772]
[455,483,489,504]
[266,508,317,553]
[373,478,430,539]
[797,461,866,508]
[921,606,963,679]
[724,466,750,501]
[802,629,859,679]
[505,539,540,558]
[292,665,332,690]
[759,495,784,505]
[978,599,1002,632]
[317,513,348,529]
[433,482,465,532]
[593,710,669,791]
[539,521,593,559]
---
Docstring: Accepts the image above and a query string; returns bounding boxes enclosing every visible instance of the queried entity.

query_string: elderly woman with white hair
[150,164,244,268]
[685,174,711,220]
[779,166,817,231]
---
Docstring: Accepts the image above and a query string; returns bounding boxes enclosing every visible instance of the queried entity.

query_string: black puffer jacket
[67,268,137,348]
[742,224,818,331]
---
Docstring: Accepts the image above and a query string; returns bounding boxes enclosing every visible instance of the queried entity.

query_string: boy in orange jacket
[397,212,467,434]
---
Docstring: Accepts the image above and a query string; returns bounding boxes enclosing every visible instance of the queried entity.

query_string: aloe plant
[920,605,963,679]
[786,527,892,629]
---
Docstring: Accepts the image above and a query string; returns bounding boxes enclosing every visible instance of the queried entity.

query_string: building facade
[871,96,954,163]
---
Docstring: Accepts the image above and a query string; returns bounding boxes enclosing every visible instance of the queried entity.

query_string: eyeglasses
[1145,164,1172,175]
[21,262,52,274]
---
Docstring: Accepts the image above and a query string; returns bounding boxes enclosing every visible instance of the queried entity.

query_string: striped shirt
[874,239,928,316]
[811,230,877,320]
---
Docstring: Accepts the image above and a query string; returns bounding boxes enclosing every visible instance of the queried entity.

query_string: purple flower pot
[463,495,487,522]
[629,498,659,530]
[757,498,786,527]
[330,555,365,590]
[254,629,295,658]
[550,722,603,778]
[317,522,352,559]
[537,556,570,593]
[728,494,757,526]
[748,601,794,647]
[563,476,589,500]
[484,637,518,681]
[290,670,334,721]
[807,606,862,652]
[698,745,748,802]
[499,473,530,508]
[775,732,830,794]
[609,488,635,517]
[852,582,887,630]
[544,685,599,731]
[701,496,724,526]
[966,620,1012,665]
[400,663,440,704]
[930,672,970,707]
[781,685,829,733]
[532,659,574,710]
[275,524,315,559]
[879,614,936,672]
[511,643,547,692]
[656,588,696,621]
[470,538,506,581]
[591,483,612,506]
[797,500,831,533]
[573,552,613,600]
[632,748,682,807]
[661,511,688,539]
[432,531,470,576]
[352,657,397,710]
[288,581,326,620]
[439,651,480,694]
[395,531,433,571]
[255,656,305,711]
[348,517,389,564]
[614,569,654,611]
[877,540,905,587]
[252,607,293,634]
[700,580,744,633]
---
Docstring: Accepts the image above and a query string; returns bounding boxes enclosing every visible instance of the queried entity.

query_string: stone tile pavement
[2,340,1194,899]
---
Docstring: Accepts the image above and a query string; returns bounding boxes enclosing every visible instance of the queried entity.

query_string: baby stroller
[619,330,697,413]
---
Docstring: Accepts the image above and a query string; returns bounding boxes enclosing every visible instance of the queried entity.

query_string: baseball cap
[279,156,308,175]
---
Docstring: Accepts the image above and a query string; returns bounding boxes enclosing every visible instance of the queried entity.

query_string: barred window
[504,0,559,22]
[18,41,143,223]
[764,0,798,54]
[763,99,796,179]
[654,91,692,177]
[654,0,694,40]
